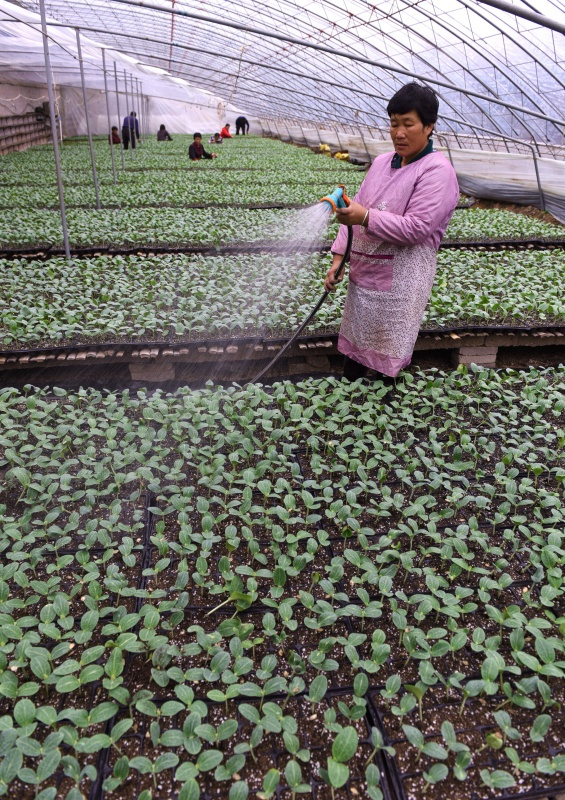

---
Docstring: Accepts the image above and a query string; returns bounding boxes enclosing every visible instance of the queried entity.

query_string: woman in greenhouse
[325,82,459,382]
[157,123,172,141]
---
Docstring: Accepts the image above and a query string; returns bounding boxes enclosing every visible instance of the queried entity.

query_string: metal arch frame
[204,0,514,141]
[426,0,565,118]
[26,0,563,144]
[101,0,564,128]
[136,48,477,142]
[472,0,565,35]
[36,0,491,139]
[5,14,559,152]
[130,49,466,137]
[0,16,397,133]
[130,42,493,146]
[7,2,564,149]
[140,0,560,143]
[28,0,565,112]
[12,14,502,144]
[376,0,562,138]
[456,0,565,95]
[280,0,552,144]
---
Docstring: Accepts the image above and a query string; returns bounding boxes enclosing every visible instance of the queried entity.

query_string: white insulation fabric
[0,0,245,135]
[59,87,233,138]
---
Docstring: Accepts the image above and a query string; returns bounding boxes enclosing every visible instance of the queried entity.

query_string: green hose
[249,224,353,384]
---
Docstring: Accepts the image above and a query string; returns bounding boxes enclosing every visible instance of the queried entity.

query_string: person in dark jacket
[157,124,172,141]
[122,111,140,150]
[235,115,250,135]
[109,126,121,145]
[188,132,217,160]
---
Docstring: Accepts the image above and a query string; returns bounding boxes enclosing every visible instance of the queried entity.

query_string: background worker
[220,123,232,138]
[109,126,121,145]
[122,110,140,150]
[235,115,249,135]
[325,82,459,383]
[157,124,172,141]
[209,132,223,144]
[189,132,217,160]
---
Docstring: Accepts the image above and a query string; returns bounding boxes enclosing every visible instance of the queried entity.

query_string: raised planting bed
[0,368,563,800]
[0,177,366,210]
[1,249,565,351]
[0,208,562,250]
[0,135,363,184]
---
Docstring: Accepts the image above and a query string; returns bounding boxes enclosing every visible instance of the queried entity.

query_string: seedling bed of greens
[0,207,562,250]
[0,175,367,211]
[1,249,564,349]
[0,136,361,186]
[0,368,564,800]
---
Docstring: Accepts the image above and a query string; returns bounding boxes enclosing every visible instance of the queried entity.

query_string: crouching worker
[157,124,172,141]
[188,132,217,161]
[109,126,121,145]
[325,82,459,383]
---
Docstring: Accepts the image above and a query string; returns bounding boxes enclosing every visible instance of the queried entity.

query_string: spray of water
[202,202,334,383]
[264,202,333,253]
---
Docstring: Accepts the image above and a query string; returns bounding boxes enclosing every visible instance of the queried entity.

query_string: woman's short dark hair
[160,124,165,130]
[193,132,202,139]
[386,83,439,128]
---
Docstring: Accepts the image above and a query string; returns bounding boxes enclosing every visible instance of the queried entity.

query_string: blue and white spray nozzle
[319,184,351,213]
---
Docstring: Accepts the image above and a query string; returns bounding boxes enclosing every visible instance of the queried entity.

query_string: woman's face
[389,111,434,162]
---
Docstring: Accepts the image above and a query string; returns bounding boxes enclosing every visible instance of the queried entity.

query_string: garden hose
[249,221,353,385]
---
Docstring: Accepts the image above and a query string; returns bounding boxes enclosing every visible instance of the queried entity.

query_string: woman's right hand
[324,254,345,292]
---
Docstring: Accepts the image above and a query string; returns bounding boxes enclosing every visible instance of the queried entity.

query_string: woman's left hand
[335,200,368,226]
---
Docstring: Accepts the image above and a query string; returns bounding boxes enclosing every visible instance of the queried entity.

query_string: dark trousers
[235,124,247,135]
[122,128,136,150]
[343,355,394,385]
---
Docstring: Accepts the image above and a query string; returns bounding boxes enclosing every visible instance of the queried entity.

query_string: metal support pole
[140,86,145,139]
[141,92,145,139]
[284,119,293,144]
[357,123,372,165]
[130,74,137,153]
[334,125,344,152]
[76,28,100,209]
[144,90,148,139]
[124,70,132,158]
[528,145,546,211]
[473,0,565,35]
[136,78,142,145]
[113,62,125,169]
[435,133,455,169]
[39,0,70,258]
[102,48,117,185]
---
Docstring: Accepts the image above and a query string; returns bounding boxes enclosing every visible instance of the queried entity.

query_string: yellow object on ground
[334,151,350,160]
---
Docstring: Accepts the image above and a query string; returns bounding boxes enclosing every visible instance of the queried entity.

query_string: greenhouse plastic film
[272,125,565,222]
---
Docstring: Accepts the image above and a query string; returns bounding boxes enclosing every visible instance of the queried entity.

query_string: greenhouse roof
[1,0,564,143]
